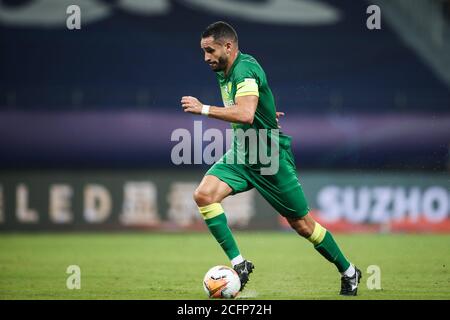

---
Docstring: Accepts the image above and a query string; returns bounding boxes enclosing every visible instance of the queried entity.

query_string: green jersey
[215,51,290,169]
[216,51,278,131]
[207,52,309,217]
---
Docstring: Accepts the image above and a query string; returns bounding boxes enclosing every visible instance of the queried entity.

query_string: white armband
[201,105,210,116]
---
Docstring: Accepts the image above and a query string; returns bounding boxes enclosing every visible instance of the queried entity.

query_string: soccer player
[181,21,361,296]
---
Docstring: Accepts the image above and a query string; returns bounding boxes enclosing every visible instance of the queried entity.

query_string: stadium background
[0,0,449,300]
[0,0,450,302]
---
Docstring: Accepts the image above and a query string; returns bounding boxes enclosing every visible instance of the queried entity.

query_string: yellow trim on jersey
[235,91,259,98]
[308,222,327,245]
[236,78,259,97]
[198,203,224,220]
[236,82,247,90]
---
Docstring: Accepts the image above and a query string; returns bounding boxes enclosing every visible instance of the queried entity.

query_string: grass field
[0,232,449,300]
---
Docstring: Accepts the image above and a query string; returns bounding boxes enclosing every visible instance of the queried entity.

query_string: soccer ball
[203,265,241,299]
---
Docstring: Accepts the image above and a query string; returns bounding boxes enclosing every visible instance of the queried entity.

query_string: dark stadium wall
[0,0,449,170]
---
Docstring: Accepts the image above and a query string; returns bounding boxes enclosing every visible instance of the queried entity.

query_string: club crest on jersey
[221,82,234,107]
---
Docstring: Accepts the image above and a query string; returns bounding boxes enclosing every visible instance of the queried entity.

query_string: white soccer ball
[203,265,241,299]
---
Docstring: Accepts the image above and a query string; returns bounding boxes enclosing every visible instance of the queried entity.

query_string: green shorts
[205,137,310,219]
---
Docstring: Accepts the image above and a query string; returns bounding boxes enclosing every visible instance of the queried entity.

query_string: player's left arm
[181,95,258,125]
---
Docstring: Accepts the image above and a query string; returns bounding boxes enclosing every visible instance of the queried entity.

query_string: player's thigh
[194,175,233,205]
[257,179,310,219]
[251,150,310,218]
[205,161,253,196]
[195,158,253,206]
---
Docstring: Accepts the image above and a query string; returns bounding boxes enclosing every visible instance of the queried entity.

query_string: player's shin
[308,222,352,274]
[198,203,244,266]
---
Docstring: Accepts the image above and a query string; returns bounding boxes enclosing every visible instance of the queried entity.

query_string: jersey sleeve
[233,63,260,98]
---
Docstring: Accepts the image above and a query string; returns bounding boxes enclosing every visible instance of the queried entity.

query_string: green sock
[314,231,351,272]
[205,213,241,261]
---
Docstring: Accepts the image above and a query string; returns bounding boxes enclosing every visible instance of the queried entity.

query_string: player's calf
[288,214,360,296]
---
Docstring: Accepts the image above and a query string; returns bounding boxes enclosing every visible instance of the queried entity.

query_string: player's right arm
[182,67,261,124]
[207,95,258,124]
[181,95,258,125]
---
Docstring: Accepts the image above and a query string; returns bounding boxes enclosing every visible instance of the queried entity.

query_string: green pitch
[0,232,449,300]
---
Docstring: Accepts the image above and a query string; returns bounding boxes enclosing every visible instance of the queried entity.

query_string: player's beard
[212,55,228,72]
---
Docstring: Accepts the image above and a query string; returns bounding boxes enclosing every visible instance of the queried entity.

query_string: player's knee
[193,188,215,207]
[286,217,314,238]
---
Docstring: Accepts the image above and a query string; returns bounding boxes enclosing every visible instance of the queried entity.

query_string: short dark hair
[201,21,238,44]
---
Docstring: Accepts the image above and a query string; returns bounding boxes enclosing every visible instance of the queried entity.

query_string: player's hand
[276,111,285,128]
[181,96,203,114]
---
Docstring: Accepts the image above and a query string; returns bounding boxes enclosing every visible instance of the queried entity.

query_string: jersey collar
[218,51,242,80]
